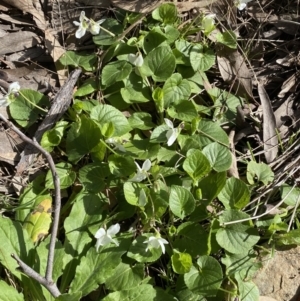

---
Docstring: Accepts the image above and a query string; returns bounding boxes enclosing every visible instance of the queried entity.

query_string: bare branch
[0,113,61,296]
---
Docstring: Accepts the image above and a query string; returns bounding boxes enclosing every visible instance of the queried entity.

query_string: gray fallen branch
[16,68,82,174]
[0,112,62,297]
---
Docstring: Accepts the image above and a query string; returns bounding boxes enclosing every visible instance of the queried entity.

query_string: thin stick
[0,113,61,296]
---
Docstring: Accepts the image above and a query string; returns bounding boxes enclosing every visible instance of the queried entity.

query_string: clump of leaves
[0,4,295,301]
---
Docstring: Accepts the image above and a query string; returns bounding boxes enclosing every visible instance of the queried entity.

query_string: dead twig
[0,113,62,298]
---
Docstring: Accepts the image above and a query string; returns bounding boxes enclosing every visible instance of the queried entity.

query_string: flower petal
[75,27,86,38]
[96,19,106,25]
[130,172,146,182]
[110,238,119,246]
[97,234,112,247]
[164,118,174,129]
[0,97,9,107]
[79,11,86,22]
[166,129,178,146]
[95,227,106,239]
[142,159,151,172]
[8,82,20,94]
[107,223,120,236]
[73,21,80,26]
[158,240,166,254]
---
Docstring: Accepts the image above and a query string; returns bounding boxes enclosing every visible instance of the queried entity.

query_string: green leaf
[0,280,24,301]
[105,262,144,291]
[0,217,34,279]
[41,120,68,151]
[171,251,192,274]
[74,78,97,97]
[274,228,300,246]
[183,149,211,182]
[173,222,209,257]
[128,112,155,130]
[167,101,197,122]
[69,245,127,297]
[281,184,300,206]
[93,19,124,46]
[78,163,110,192]
[198,171,226,203]
[176,275,201,301]
[169,185,195,219]
[145,46,176,81]
[218,178,250,209]
[190,45,215,71]
[216,30,237,49]
[102,61,132,86]
[162,73,191,107]
[108,154,136,177]
[66,115,102,162]
[150,124,170,144]
[164,25,180,43]
[56,292,82,301]
[121,72,152,103]
[184,256,223,296]
[235,273,259,301]
[124,182,149,206]
[216,210,260,254]
[127,234,164,263]
[102,284,174,301]
[10,89,49,128]
[247,161,274,185]
[197,119,229,146]
[143,28,168,54]
[202,142,232,172]
[152,3,178,24]
[45,162,76,189]
[60,192,105,292]
[90,104,131,137]
[58,51,97,71]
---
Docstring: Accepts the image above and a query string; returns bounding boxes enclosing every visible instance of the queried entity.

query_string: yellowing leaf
[23,198,52,243]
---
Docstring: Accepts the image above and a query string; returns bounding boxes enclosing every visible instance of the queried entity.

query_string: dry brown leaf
[0,31,41,55]
[216,45,253,100]
[111,0,162,13]
[44,29,67,84]
[1,0,46,30]
[278,71,299,98]
[258,84,278,163]
[0,13,35,26]
[175,0,219,12]
[0,131,19,165]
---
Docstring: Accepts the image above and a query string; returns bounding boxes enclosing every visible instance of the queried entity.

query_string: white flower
[201,14,216,34]
[234,0,252,10]
[128,53,144,67]
[0,82,20,107]
[88,18,106,35]
[73,11,106,38]
[95,223,120,251]
[164,118,180,146]
[130,159,151,182]
[144,236,169,254]
[106,137,126,152]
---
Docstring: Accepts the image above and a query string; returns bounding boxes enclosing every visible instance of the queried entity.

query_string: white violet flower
[234,0,252,10]
[130,159,151,182]
[95,223,120,251]
[201,14,216,34]
[144,236,169,254]
[106,137,126,152]
[73,11,105,38]
[128,53,144,67]
[164,118,180,147]
[0,82,20,107]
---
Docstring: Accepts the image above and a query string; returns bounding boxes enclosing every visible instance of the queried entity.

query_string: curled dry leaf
[257,84,278,163]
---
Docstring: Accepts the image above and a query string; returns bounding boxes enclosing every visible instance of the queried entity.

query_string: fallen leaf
[258,83,278,163]
[217,45,254,100]
[0,31,41,55]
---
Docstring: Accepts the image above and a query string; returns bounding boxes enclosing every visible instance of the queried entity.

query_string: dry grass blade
[258,83,278,163]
